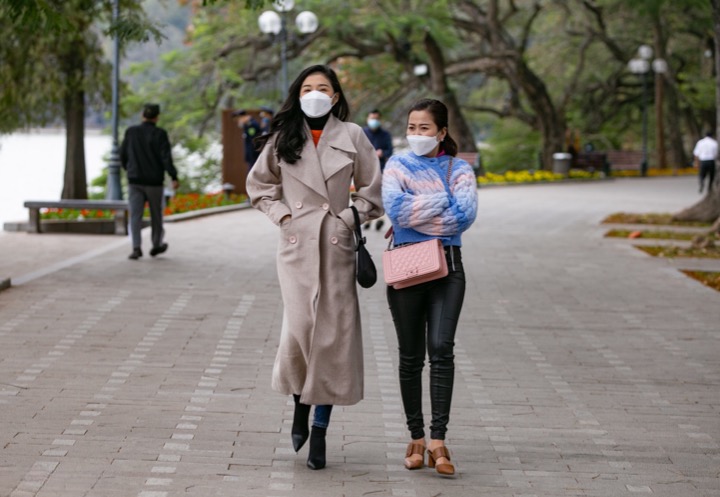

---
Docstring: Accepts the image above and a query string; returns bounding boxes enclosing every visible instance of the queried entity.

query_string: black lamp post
[258,0,318,101]
[105,0,123,200]
[628,45,667,177]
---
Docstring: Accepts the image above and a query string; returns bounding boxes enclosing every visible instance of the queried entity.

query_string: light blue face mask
[367,118,381,130]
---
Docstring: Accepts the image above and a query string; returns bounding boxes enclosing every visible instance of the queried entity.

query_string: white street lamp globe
[638,44,653,60]
[259,10,282,35]
[628,58,649,74]
[296,11,319,34]
[652,58,668,74]
[273,0,294,12]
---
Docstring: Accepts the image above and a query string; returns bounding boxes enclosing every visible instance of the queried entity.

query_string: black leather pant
[386,246,465,441]
[699,160,716,192]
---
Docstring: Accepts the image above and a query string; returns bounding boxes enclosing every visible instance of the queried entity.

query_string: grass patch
[604,229,716,241]
[635,245,720,258]
[602,212,712,227]
[681,271,720,292]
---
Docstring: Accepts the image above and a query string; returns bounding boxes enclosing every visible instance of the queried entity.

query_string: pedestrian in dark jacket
[232,109,262,169]
[120,103,179,260]
[362,108,393,231]
[363,108,393,171]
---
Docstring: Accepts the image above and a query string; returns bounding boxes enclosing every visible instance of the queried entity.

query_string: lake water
[0,130,111,226]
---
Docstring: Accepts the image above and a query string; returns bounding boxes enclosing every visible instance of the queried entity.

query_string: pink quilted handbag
[382,157,453,289]
[382,237,448,289]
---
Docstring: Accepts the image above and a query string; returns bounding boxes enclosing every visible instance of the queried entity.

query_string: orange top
[311,129,323,146]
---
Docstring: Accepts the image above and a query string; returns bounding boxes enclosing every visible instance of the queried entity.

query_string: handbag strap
[384,156,454,250]
[350,205,364,251]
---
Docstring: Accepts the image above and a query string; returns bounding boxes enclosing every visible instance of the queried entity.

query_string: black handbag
[350,206,377,288]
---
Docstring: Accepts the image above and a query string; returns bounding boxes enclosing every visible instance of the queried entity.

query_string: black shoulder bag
[350,206,377,288]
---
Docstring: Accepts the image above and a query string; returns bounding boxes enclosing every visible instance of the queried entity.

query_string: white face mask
[300,90,334,118]
[406,134,439,156]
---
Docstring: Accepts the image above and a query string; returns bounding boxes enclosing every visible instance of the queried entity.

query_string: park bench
[573,150,644,174]
[24,199,129,235]
[605,150,644,172]
[574,151,610,174]
[456,152,481,176]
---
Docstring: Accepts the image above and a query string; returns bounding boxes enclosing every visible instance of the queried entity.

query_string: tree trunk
[665,81,688,169]
[516,62,565,169]
[673,192,720,222]
[674,0,720,223]
[60,37,88,200]
[423,33,477,155]
[61,87,87,199]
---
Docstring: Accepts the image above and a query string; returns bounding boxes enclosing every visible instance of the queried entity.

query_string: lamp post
[628,45,667,177]
[105,0,123,200]
[652,57,668,170]
[258,0,318,101]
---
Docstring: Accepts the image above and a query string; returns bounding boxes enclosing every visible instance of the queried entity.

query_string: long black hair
[407,98,458,157]
[254,65,350,164]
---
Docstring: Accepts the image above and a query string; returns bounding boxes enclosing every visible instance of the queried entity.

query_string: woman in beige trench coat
[246,65,383,470]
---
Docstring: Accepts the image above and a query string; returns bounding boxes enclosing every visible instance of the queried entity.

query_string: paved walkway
[0,176,718,497]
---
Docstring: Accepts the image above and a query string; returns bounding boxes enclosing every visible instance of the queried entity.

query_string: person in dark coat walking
[362,108,393,231]
[120,103,179,260]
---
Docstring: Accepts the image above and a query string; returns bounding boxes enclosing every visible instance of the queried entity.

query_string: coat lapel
[280,116,357,199]
[281,122,329,199]
[317,115,355,180]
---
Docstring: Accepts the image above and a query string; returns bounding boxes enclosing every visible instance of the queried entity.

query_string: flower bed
[611,167,696,177]
[40,192,247,220]
[477,166,695,186]
[478,169,599,185]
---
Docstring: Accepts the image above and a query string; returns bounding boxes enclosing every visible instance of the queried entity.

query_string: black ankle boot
[291,395,310,452]
[306,426,327,470]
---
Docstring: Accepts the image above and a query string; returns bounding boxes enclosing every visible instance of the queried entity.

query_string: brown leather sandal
[404,442,425,470]
[427,445,455,475]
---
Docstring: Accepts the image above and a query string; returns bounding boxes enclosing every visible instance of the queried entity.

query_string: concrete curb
[164,201,251,223]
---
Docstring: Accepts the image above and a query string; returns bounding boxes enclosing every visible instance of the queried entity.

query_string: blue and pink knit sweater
[382,152,478,247]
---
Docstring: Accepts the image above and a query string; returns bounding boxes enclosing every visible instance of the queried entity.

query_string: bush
[479,119,541,173]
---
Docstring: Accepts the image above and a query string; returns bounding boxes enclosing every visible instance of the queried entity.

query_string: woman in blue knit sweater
[382,99,477,476]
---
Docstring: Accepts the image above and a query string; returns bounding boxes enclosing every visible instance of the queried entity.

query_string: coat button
[289,236,297,244]
[330,236,338,244]
[321,203,329,210]
[295,201,303,209]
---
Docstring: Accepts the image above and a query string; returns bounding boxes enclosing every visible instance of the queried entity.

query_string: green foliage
[481,118,541,173]
[201,0,267,9]
[0,0,161,134]
[0,0,70,31]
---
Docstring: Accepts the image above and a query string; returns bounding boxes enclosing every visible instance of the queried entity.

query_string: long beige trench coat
[246,115,383,406]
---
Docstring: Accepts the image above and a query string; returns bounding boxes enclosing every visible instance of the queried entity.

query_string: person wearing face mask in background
[232,109,262,170]
[362,108,393,231]
[258,106,274,135]
[382,98,477,476]
[246,65,384,470]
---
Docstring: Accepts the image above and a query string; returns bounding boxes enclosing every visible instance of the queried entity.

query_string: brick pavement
[0,176,718,497]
